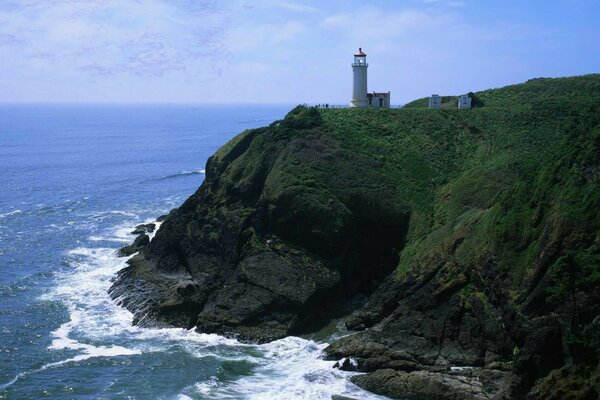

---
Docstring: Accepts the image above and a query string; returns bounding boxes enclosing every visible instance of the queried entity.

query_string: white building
[368,92,391,108]
[458,94,472,109]
[429,94,441,109]
[350,48,390,108]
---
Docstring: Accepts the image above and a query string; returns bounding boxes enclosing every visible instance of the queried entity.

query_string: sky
[0,0,599,105]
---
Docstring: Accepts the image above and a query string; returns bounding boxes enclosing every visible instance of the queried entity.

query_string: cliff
[110,75,600,399]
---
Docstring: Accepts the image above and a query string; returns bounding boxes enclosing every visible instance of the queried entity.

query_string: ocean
[0,105,385,399]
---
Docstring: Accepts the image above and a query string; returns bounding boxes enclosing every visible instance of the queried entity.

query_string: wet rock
[118,234,149,257]
[333,357,359,371]
[351,368,512,400]
[131,223,156,235]
[156,214,169,222]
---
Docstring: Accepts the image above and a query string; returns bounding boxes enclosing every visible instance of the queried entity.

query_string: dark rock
[110,109,408,342]
[156,214,169,222]
[510,317,565,398]
[118,234,149,257]
[351,368,512,400]
[325,257,516,373]
[527,365,600,400]
[131,223,156,235]
[333,357,359,371]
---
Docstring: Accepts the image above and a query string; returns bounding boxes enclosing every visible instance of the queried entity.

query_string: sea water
[0,105,386,399]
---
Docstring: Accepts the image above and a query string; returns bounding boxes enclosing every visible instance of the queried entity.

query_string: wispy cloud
[0,0,597,104]
[225,20,306,53]
[273,1,319,14]
[323,6,456,49]
[238,0,318,14]
[418,0,467,7]
[0,0,228,77]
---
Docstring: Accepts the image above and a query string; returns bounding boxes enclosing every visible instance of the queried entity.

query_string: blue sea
[0,105,385,399]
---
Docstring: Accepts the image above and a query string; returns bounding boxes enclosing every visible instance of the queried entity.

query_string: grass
[213,74,600,315]
[317,74,600,299]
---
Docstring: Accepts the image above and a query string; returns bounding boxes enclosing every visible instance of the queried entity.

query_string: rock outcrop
[351,368,512,400]
[110,106,408,342]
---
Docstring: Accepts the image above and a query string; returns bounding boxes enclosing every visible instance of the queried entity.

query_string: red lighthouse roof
[354,47,366,57]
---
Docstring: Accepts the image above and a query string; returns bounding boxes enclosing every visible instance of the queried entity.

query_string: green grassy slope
[319,74,600,397]
[403,74,600,109]
[321,73,600,310]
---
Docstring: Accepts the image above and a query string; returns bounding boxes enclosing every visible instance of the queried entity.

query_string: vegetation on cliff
[111,74,600,399]
[325,74,600,398]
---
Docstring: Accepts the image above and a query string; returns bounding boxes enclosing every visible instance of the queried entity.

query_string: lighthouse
[350,48,368,107]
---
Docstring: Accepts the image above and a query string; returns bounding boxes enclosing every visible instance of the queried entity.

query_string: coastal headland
[110,75,600,399]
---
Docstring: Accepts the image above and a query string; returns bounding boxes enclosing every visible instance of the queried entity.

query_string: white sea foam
[81,210,138,219]
[0,209,22,219]
[48,308,140,359]
[88,235,130,243]
[43,230,247,352]
[114,226,136,242]
[98,218,163,245]
[181,169,205,175]
[154,169,206,182]
[147,220,163,241]
[0,340,140,391]
[189,336,386,400]
[3,221,385,399]
[450,366,474,372]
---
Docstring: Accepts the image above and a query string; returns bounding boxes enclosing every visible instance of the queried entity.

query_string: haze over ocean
[0,104,384,399]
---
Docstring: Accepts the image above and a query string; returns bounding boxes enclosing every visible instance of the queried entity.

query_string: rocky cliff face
[110,106,408,342]
[111,75,600,399]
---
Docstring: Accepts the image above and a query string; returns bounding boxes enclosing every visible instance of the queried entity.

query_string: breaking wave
[0,209,22,219]
[153,169,206,181]
[2,221,383,399]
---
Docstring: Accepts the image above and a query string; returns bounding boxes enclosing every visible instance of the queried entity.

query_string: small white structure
[368,92,391,108]
[350,48,391,108]
[458,94,472,109]
[429,94,441,109]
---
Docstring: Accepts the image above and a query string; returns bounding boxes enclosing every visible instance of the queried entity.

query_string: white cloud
[0,0,228,77]
[1,0,593,104]
[273,1,318,14]
[224,21,306,52]
[236,0,318,14]
[416,0,466,7]
[323,6,455,51]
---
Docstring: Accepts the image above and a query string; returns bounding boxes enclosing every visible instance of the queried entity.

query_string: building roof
[354,47,366,57]
[368,92,390,97]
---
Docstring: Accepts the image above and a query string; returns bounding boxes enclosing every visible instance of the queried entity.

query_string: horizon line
[0,101,408,107]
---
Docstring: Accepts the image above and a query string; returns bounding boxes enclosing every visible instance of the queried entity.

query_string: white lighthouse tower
[350,48,368,107]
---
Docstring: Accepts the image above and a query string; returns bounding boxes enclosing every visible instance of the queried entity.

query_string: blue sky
[0,0,599,104]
